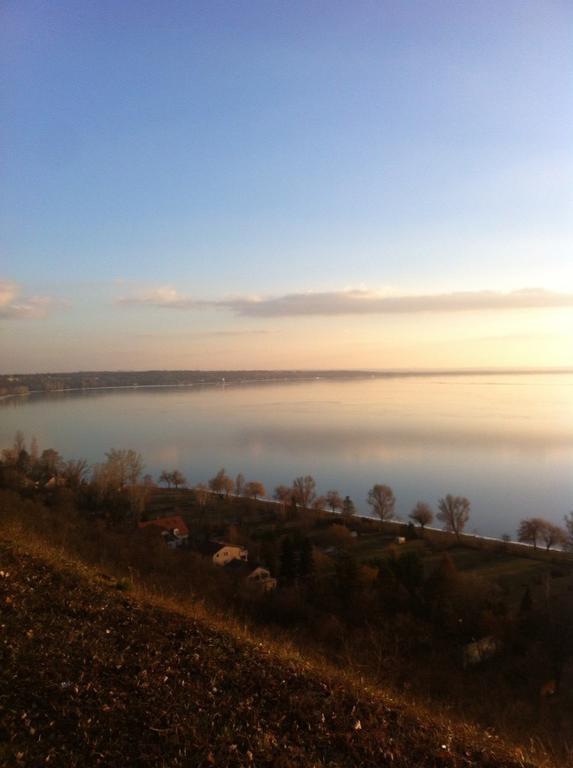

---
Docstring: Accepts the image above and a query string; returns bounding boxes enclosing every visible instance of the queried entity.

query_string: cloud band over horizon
[118,287,573,318]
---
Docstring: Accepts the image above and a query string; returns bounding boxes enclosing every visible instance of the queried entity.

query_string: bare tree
[209,468,231,496]
[171,470,187,489]
[124,449,144,487]
[312,495,328,512]
[63,458,89,489]
[39,448,65,481]
[29,436,39,464]
[517,517,545,549]
[341,495,356,517]
[91,462,113,502]
[274,484,291,502]
[410,501,433,530]
[564,512,573,551]
[1,431,26,466]
[159,470,174,488]
[41,448,63,474]
[367,484,396,521]
[437,494,470,541]
[91,449,144,521]
[245,480,266,499]
[129,483,152,526]
[273,484,292,513]
[538,520,568,551]
[13,430,26,456]
[234,472,245,496]
[326,489,343,514]
[104,449,143,489]
[292,475,316,509]
[194,482,209,508]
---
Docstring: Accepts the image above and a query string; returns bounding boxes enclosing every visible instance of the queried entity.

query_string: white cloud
[0,279,62,319]
[0,280,18,307]
[117,286,210,310]
[118,286,573,318]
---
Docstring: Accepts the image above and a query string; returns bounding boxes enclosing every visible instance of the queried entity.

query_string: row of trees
[366,485,470,536]
[3,431,572,550]
[161,467,472,542]
[1,433,152,524]
[159,469,187,489]
[1,431,90,489]
[365,484,571,551]
[162,462,572,551]
[517,516,571,551]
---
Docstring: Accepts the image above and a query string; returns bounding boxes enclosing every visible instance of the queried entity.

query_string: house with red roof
[138,516,189,549]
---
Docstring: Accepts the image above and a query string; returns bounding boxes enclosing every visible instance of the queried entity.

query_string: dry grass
[0,526,555,768]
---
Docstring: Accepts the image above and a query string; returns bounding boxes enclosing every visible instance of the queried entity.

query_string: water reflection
[1,374,572,536]
[231,423,573,458]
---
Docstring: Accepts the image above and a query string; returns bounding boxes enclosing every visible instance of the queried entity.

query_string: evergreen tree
[334,551,359,597]
[341,495,356,517]
[386,551,424,602]
[519,585,533,614]
[288,495,298,521]
[298,537,315,583]
[279,537,297,586]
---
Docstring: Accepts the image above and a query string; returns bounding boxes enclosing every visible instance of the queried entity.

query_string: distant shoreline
[3,367,573,377]
[0,376,333,401]
[1,367,572,402]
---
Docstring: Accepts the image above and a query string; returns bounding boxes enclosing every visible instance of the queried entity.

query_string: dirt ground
[0,539,534,768]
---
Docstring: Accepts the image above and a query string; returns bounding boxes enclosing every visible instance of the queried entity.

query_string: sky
[1,0,572,372]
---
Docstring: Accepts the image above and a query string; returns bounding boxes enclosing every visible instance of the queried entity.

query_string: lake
[1,373,572,538]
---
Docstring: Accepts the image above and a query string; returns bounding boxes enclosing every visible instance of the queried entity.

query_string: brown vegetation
[1,432,573,765]
[410,501,434,530]
[437,495,471,541]
[0,538,538,768]
[366,484,396,521]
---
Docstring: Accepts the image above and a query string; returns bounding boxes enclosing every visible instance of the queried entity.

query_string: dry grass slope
[0,538,539,768]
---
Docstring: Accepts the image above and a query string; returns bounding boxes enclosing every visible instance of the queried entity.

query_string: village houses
[223,559,277,591]
[138,515,190,549]
[198,540,249,566]
[139,519,276,590]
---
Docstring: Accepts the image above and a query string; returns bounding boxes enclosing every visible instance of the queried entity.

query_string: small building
[139,515,189,549]
[223,560,277,591]
[212,542,248,566]
[247,565,277,592]
[197,540,249,566]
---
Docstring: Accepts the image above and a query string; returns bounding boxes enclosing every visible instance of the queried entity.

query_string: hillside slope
[0,540,534,768]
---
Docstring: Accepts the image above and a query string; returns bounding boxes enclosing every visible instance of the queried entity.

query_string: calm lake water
[1,374,572,538]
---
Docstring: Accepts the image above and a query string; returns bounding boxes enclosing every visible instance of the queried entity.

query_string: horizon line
[3,366,573,377]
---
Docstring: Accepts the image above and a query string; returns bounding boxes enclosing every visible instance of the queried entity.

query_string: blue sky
[1,1,572,371]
